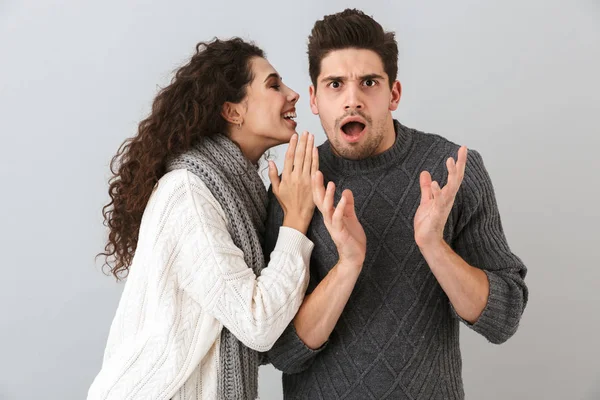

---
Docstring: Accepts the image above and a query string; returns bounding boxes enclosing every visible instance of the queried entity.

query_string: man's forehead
[319,48,385,78]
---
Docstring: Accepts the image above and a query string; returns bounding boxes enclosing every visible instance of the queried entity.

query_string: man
[264,9,528,400]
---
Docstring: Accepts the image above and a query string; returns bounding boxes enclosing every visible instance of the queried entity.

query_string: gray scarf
[166,133,268,400]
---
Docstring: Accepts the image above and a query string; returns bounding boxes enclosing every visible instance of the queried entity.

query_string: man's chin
[331,142,369,160]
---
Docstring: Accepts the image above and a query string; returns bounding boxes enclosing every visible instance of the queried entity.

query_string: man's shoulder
[407,124,462,157]
[405,124,486,170]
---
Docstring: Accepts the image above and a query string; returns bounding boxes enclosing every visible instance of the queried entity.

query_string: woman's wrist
[282,213,311,234]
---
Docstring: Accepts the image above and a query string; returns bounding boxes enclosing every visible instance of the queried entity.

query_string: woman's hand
[269,131,317,234]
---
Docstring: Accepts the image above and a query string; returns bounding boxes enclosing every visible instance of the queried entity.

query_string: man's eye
[329,81,341,89]
[271,84,281,90]
[364,79,377,87]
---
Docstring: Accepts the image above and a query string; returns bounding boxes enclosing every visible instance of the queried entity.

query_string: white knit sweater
[87,169,313,400]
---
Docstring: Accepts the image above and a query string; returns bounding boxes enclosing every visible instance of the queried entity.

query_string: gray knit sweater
[263,121,528,400]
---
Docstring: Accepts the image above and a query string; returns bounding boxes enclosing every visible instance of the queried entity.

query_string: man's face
[310,48,401,160]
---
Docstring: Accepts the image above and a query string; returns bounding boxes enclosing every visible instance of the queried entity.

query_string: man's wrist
[335,258,363,276]
[418,236,447,254]
[418,239,453,267]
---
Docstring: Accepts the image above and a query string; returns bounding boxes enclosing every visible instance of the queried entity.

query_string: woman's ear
[221,102,244,126]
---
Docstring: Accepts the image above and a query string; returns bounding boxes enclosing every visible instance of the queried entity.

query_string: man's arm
[418,241,489,324]
[264,171,367,374]
[262,186,327,374]
[267,261,360,374]
[291,259,361,348]
[416,147,528,344]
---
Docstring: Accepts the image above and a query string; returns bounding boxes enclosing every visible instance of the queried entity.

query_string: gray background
[1,0,598,399]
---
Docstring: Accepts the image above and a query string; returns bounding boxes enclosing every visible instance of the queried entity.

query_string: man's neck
[370,117,398,157]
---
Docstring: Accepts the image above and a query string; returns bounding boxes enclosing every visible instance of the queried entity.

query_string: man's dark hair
[308,9,398,89]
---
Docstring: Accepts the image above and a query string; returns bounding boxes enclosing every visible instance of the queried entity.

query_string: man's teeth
[283,111,297,120]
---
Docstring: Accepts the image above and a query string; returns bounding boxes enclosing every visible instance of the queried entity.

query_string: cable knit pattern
[87,169,313,400]
[167,134,270,400]
[265,121,528,400]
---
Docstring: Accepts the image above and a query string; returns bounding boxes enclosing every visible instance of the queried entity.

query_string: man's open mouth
[341,121,366,137]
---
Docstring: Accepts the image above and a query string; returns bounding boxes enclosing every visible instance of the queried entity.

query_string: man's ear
[309,85,319,115]
[389,80,402,112]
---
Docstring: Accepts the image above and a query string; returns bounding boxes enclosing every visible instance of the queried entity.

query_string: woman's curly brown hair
[99,38,265,280]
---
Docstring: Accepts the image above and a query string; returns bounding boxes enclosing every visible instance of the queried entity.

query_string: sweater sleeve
[451,150,529,344]
[261,186,328,374]
[179,172,314,352]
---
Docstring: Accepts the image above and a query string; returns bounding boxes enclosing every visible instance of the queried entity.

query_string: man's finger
[419,171,433,205]
[332,194,346,233]
[341,189,356,218]
[431,181,442,199]
[457,146,468,182]
[446,157,457,193]
[312,170,326,209]
[322,181,336,220]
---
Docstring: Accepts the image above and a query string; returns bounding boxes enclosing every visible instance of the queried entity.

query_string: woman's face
[238,57,300,147]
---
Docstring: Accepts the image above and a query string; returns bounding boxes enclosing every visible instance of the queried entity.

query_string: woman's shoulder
[156,169,227,223]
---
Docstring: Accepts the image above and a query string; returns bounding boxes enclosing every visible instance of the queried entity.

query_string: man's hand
[312,167,366,269]
[414,146,468,249]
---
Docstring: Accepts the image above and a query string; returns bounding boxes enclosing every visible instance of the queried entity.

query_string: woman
[87,38,322,400]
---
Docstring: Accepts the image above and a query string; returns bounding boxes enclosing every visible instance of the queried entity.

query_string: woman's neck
[227,128,274,165]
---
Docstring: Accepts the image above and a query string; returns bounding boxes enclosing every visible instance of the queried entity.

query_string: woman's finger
[303,133,314,175]
[293,131,308,175]
[268,161,280,196]
[283,134,298,179]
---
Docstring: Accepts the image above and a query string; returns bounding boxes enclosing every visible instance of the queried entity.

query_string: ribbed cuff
[268,322,328,374]
[274,226,314,260]
[452,271,521,344]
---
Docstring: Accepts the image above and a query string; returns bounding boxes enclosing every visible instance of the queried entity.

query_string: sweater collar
[319,119,412,175]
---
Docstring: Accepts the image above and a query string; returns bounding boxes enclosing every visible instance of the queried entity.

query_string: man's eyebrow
[320,75,345,84]
[360,73,386,81]
[320,74,386,84]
